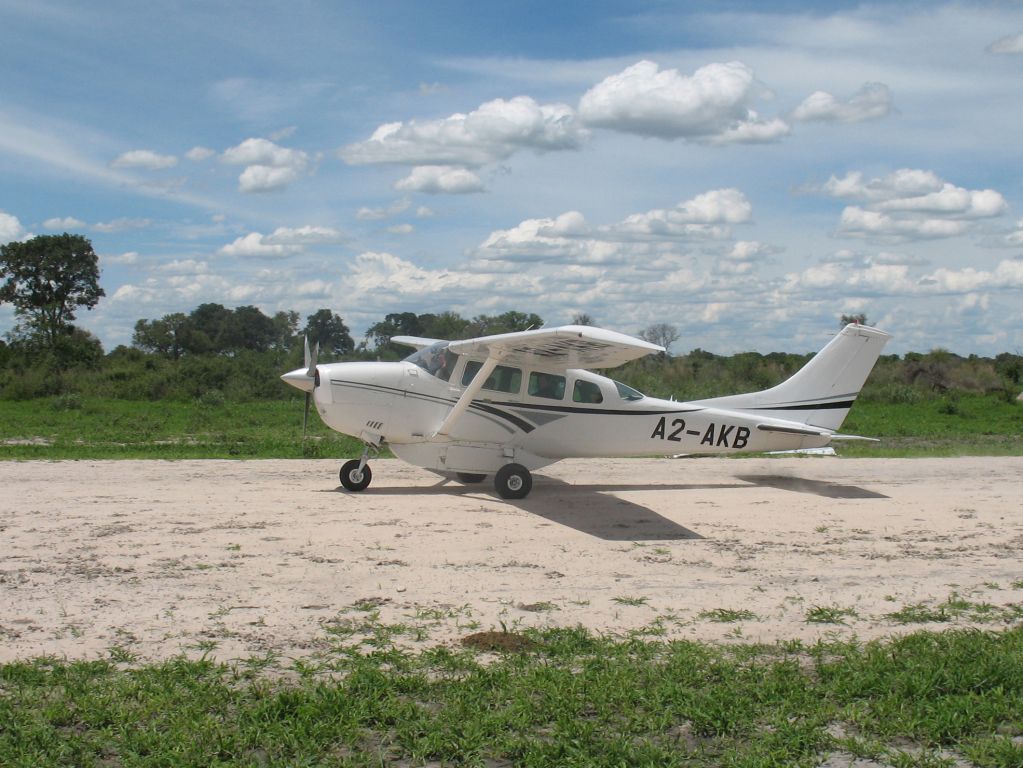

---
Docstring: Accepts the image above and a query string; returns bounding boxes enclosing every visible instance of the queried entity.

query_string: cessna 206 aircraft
[281,322,890,499]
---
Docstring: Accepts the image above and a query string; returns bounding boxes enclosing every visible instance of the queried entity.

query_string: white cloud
[394,165,485,194]
[156,259,209,274]
[725,240,775,262]
[838,207,970,240]
[611,189,752,239]
[263,226,348,246]
[222,138,310,193]
[102,251,140,265]
[387,223,414,235]
[43,216,85,230]
[416,206,436,218]
[346,251,500,297]
[268,126,297,142]
[218,232,300,258]
[222,139,305,169]
[94,217,151,233]
[356,199,411,220]
[782,258,1023,298]
[218,225,345,258]
[578,60,789,143]
[816,169,1008,242]
[185,146,215,161]
[237,165,301,193]
[0,211,28,243]
[791,82,893,123]
[987,32,1023,54]
[1006,219,1023,246]
[110,149,178,170]
[475,189,753,267]
[340,95,586,167]
[821,169,943,201]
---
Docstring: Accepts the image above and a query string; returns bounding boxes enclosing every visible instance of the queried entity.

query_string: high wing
[447,325,664,368]
[391,335,444,350]
[430,325,663,438]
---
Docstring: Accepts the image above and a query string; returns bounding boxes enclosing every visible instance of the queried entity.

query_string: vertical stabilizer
[692,324,890,431]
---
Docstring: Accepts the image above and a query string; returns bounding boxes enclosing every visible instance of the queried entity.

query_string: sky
[2,0,1023,356]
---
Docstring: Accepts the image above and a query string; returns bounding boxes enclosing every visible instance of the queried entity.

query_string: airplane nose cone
[281,367,314,392]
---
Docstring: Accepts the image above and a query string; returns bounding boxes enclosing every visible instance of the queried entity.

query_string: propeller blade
[304,337,319,378]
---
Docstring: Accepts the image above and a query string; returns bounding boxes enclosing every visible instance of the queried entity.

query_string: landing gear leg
[339,444,376,492]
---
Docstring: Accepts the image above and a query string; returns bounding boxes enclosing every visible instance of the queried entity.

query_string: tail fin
[692,324,890,431]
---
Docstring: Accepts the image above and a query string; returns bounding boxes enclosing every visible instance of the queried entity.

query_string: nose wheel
[494,463,532,499]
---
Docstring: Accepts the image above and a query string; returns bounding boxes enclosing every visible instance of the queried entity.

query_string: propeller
[303,337,318,438]
[280,337,319,438]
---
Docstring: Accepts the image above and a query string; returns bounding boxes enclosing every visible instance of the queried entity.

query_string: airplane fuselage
[313,357,829,477]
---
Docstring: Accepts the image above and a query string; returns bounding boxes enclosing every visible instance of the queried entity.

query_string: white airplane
[281,323,890,499]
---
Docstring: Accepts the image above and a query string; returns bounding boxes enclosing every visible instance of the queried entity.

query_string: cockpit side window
[573,379,604,404]
[528,371,566,400]
[614,380,644,401]
[405,342,457,382]
[461,360,522,394]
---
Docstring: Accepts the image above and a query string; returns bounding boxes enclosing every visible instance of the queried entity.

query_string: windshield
[613,379,645,401]
[404,341,457,382]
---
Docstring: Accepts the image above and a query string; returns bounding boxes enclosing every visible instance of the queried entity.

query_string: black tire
[494,463,532,500]
[456,472,487,484]
[339,459,372,492]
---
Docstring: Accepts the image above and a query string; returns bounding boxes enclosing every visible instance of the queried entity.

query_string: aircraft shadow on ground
[515,477,718,541]
[327,472,885,540]
[734,474,889,499]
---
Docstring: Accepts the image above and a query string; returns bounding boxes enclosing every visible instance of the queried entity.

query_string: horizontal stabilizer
[828,433,880,442]
[756,424,828,437]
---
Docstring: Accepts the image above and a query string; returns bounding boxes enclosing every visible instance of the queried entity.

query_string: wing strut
[432,357,500,439]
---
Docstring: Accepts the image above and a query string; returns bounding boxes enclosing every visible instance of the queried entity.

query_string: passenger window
[573,380,604,404]
[528,371,566,400]
[461,361,522,394]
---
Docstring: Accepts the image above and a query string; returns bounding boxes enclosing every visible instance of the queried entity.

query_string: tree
[841,313,868,327]
[133,313,193,359]
[572,312,594,326]
[0,233,105,346]
[220,305,279,353]
[366,312,425,348]
[469,311,543,336]
[639,323,680,354]
[271,310,300,350]
[303,309,354,356]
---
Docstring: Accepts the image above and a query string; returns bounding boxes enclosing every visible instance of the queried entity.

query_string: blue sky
[3,0,1023,355]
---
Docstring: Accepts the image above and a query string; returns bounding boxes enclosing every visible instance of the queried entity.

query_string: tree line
[2,233,1022,404]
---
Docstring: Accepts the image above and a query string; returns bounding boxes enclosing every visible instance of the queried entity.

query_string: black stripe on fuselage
[750,400,855,411]
[329,378,538,433]
[328,378,701,433]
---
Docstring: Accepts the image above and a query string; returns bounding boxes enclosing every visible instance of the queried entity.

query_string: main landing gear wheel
[339,459,372,492]
[494,463,532,500]
[456,472,487,484]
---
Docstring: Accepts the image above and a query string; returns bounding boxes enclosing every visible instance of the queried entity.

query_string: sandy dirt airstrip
[1,457,1021,664]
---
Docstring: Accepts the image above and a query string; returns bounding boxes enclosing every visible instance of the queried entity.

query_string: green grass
[886,594,1023,625]
[0,392,1021,459]
[838,394,1023,457]
[1,626,1021,767]
[806,605,859,625]
[699,608,758,623]
[0,397,367,459]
